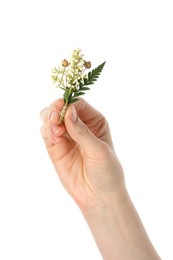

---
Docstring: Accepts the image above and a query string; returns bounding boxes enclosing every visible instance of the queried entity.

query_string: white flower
[51,48,90,90]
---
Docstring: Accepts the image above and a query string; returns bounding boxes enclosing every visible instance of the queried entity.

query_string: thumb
[64,105,102,156]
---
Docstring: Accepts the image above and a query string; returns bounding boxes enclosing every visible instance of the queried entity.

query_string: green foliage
[68,61,106,104]
[69,98,79,104]
[63,88,70,104]
[83,61,106,86]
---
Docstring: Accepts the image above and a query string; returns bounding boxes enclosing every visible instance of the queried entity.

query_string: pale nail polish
[52,125,60,135]
[50,112,58,122]
[71,106,77,122]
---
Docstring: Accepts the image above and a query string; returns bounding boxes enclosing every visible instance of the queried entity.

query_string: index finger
[72,98,104,123]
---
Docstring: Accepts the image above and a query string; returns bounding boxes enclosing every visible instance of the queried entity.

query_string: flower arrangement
[51,48,106,123]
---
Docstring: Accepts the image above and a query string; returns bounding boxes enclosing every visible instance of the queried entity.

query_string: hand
[40,98,161,259]
[40,98,124,212]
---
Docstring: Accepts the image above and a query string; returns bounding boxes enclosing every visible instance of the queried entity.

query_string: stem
[58,86,73,124]
[58,102,68,124]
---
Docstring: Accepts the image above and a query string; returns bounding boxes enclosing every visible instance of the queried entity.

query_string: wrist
[81,184,129,259]
[81,181,128,220]
[81,184,160,260]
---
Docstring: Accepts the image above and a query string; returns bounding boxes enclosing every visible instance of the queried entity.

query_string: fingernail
[70,106,77,122]
[52,125,61,135]
[50,111,58,122]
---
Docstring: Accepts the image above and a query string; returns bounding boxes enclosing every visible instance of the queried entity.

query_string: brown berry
[84,61,91,69]
[62,59,69,67]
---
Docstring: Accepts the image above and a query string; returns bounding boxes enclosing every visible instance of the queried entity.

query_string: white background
[0,0,173,259]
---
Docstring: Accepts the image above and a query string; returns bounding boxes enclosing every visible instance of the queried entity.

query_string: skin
[40,98,161,260]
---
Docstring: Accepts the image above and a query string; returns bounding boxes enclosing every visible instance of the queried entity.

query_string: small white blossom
[51,48,88,90]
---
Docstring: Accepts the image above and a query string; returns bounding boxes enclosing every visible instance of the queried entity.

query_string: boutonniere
[51,48,106,123]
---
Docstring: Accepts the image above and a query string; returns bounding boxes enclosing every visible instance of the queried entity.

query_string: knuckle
[79,123,88,135]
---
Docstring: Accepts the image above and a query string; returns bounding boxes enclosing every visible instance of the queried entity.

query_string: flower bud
[62,59,69,67]
[84,61,91,69]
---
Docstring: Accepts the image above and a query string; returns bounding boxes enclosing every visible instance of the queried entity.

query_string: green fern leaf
[83,61,106,86]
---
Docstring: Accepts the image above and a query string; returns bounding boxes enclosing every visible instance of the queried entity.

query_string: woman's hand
[40,98,161,260]
[40,98,124,212]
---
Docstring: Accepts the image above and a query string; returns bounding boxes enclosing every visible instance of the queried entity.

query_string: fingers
[73,98,103,124]
[40,97,103,131]
[40,107,49,122]
[40,98,111,156]
[40,99,66,148]
[72,99,114,149]
[64,105,106,157]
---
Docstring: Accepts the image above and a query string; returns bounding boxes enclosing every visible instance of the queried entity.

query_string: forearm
[82,185,161,260]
